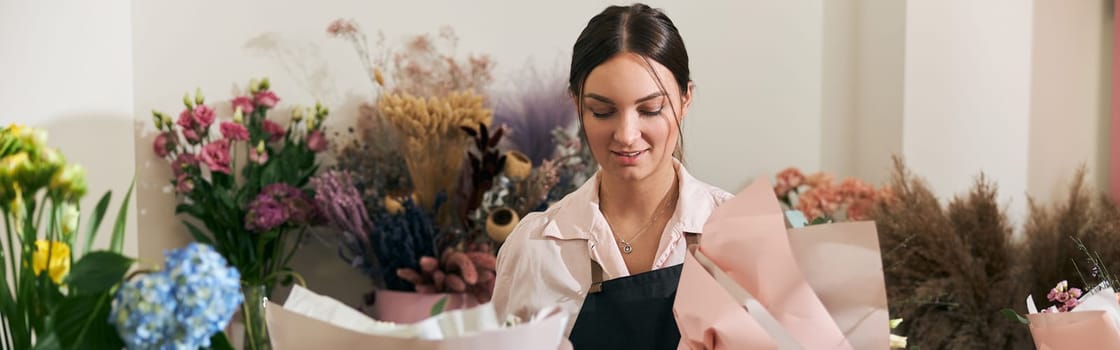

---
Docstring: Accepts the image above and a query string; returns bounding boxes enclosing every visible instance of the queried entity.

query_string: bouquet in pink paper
[674,178,891,349]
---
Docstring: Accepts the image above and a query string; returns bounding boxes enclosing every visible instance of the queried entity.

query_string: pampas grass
[872,157,1028,349]
[1021,167,1120,305]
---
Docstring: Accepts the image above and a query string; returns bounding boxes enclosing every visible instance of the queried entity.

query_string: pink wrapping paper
[1028,311,1120,350]
[266,301,570,350]
[788,222,889,349]
[675,252,779,350]
[676,178,890,349]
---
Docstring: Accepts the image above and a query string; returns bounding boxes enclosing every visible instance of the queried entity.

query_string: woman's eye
[590,109,614,118]
[639,108,663,116]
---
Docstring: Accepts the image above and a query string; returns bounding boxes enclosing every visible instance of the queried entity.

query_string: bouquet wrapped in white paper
[266,285,571,349]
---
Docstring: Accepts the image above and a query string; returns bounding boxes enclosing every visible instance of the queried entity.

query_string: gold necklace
[600,184,679,254]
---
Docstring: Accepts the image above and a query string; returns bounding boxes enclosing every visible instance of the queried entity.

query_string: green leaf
[810,216,831,225]
[65,252,133,295]
[430,296,449,316]
[31,331,61,350]
[110,179,135,253]
[51,293,125,350]
[1001,308,1030,325]
[184,221,215,246]
[205,331,236,350]
[82,191,113,255]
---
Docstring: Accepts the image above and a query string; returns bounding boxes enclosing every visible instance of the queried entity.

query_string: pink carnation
[262,120,285,142]
[192,105,216,129]
[231,96,255,115]
[153,132,174,158]
[306,130,327,152]
[253,90,280,109]
[220,122,249,141]
[199,139,232,174]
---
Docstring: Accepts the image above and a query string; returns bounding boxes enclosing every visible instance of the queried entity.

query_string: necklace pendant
[622,242,633,254]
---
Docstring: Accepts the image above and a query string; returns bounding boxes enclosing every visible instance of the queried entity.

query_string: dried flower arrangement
[314,19,596,309]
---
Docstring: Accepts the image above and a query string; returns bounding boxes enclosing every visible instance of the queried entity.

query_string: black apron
[568,234,698,350]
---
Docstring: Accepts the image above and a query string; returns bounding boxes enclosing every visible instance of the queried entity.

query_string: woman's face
[579,53,692,183]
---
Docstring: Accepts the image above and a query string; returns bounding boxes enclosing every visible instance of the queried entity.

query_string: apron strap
[588,232,702,294]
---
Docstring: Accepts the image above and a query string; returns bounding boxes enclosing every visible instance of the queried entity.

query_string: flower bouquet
[0,124,137,348]
[315,19,595,322]
[773,167,890,225]
[150,78,330,349]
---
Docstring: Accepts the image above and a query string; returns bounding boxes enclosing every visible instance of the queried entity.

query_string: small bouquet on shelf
[772,167,890,225]
[150,78,331,349]
[316,19,595,322]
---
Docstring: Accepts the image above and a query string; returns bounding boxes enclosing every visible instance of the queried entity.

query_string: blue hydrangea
[110,243,243,350]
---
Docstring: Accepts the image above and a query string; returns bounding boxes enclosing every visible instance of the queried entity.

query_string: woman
[492,4,730,349]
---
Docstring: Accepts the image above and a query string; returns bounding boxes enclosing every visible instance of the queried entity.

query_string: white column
[902,0,1034,225]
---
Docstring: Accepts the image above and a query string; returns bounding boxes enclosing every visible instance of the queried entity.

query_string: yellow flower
[0,152,31,177]
[33,240,71,284]
[9,184,25,231]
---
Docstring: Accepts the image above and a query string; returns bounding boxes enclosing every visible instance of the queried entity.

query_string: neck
[598,163,679,221]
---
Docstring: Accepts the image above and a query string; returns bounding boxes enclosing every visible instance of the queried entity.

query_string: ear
[679,81,695,121]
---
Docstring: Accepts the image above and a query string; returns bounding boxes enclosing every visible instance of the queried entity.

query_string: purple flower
[245,196,287,232]
[245,183,316,233]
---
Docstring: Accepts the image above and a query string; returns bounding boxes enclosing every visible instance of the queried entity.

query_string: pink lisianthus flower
[306,130,327,152]
[171,153,198,177]
[249,147,269,165]
[199,139,232,174]
[231,96,255,115]
[175,173,194,193]
[182,129,203,145]
[253,90,280,109]
[262,120,285,142]
[153,132,175,158]
[220,121,249,141]
[176,109,195,129]
[192,105,216,129]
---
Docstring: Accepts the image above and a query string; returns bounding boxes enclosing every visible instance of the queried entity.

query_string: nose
[612,112,641,146]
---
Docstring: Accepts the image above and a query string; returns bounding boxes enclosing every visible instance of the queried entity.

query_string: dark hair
[569,3,690,160]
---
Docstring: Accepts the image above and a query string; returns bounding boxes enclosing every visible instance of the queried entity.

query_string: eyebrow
[584,92,664,105]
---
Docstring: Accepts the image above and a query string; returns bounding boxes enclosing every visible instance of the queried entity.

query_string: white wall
[0,0,138,257]
[130,0,833,304]
[902,0,1035,224]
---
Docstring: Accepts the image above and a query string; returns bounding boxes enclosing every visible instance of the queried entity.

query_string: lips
[611,149,647,166]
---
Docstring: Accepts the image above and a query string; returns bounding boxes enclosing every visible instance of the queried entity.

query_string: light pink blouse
[492,163,732,335]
